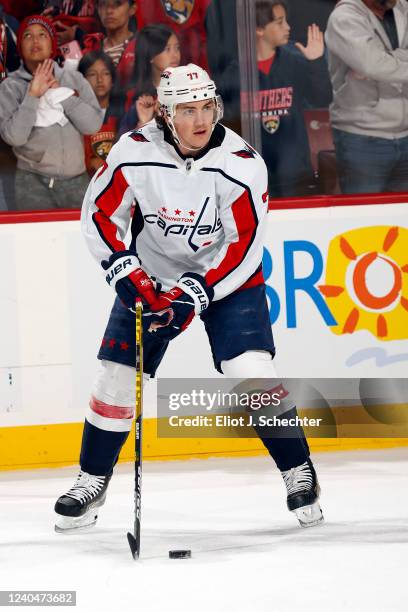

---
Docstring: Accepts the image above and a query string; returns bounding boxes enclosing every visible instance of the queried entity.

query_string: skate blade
[293,501,324,528]
[54,511,99,534]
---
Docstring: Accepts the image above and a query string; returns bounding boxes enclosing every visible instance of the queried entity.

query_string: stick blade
[127,532,139,560]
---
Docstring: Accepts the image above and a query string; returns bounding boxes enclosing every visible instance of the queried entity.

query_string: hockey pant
[80,352,309,475]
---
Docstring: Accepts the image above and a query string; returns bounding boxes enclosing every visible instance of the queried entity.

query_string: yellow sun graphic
[319,226,408,341]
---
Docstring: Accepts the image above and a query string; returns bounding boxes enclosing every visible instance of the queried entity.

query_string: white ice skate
[54,470,111,533]
[281,459,324,528]
[292,498,324,528]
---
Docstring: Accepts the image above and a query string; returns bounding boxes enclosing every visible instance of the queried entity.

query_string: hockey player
[54,64,323,532]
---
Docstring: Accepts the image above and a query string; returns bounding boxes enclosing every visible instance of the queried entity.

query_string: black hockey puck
[169,549,192,559]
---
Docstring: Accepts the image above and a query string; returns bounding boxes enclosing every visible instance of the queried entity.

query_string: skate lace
[65,470,106,504]
[282,461,313,496]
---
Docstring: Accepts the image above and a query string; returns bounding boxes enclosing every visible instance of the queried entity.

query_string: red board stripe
[1,193,408,225]
[268,192,408,210]
[206,189,257,287]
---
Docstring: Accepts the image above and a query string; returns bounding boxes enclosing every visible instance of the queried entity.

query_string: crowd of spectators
[0,0,407,211]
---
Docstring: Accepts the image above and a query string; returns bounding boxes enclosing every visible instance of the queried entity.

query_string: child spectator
[78,50,119,175]
[0,15,103,210]
[118,24,180,134]
[255,0,332,197]
[82,0,136,87]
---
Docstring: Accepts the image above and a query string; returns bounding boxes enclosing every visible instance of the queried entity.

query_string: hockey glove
[101,250,158,310]
[148,273,214,340]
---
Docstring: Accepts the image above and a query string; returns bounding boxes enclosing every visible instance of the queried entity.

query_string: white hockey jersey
[81,121,269,301]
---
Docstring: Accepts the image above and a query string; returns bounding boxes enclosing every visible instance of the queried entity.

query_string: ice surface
[1,448,407,612]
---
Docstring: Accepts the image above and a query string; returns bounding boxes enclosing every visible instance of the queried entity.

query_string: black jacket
[258,45,332,196]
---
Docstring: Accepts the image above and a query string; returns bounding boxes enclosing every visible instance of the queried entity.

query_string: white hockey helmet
[157,64,223,147]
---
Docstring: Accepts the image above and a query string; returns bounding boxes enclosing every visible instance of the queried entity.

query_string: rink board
[1,411,408,470]
[1,198,408,469]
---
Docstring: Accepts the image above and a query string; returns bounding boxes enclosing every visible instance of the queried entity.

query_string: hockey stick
[127,298,144,560]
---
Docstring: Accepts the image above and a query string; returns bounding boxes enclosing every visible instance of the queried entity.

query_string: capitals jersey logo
[232,145,257,159]
[129,131,150,143]
[144,196,222,252]
[161,0,194,24]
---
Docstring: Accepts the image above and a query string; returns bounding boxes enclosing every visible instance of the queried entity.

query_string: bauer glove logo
[103,256,137,287]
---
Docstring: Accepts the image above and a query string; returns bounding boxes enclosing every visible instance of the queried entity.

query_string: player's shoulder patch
[232,144,257,159]
[223,127,258,159]
[220,130,267,191]
[128,131,150,143]
[202,126,267,193]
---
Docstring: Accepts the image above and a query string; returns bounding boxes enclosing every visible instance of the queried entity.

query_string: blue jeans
[333,128,408,194]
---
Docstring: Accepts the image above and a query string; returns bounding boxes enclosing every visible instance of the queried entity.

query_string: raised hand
[28,59,55,97]
[295,24,325,61]
[135,95,157,127]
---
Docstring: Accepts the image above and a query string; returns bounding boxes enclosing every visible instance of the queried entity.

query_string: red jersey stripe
[93,210,126,252]
[205,189,257,287]
[95,167,129,218]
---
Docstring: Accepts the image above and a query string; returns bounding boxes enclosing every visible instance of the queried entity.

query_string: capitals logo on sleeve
[129,131,150,143]
[232,145,257,159]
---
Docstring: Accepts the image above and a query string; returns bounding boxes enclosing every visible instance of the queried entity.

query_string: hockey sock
[253,407,311,471]
[80,419,130,475]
